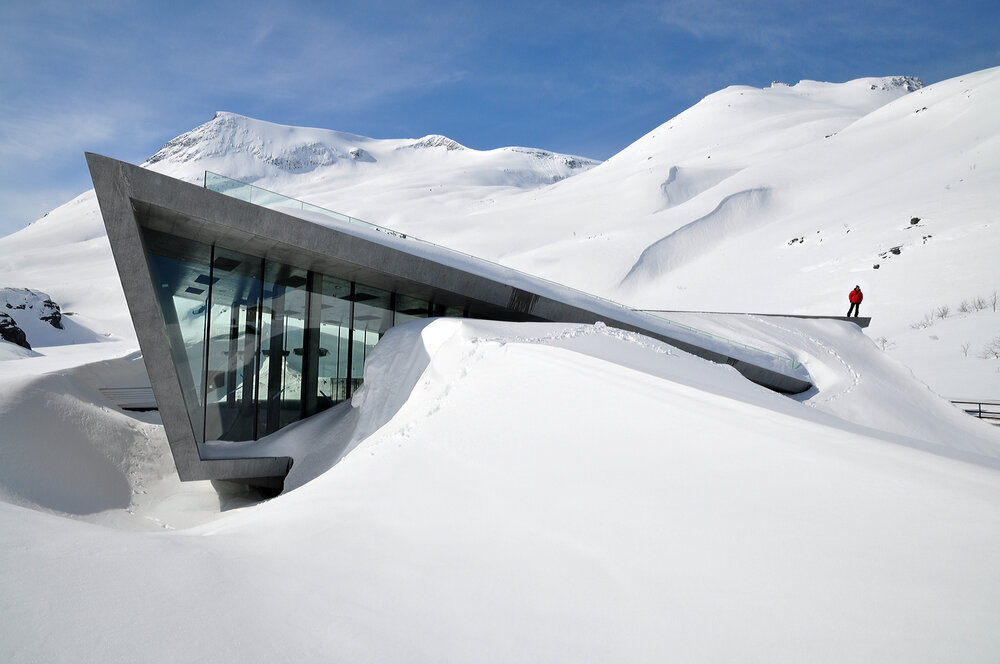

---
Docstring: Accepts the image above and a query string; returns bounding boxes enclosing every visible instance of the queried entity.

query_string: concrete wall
[88,153,812,486]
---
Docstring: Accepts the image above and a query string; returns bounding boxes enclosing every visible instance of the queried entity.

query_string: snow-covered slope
[0,112,598,347]
[430,72,997,333]
[2,318,999,662]
[2,67,1000,661]
[145,111,598,226]
[4,70,996,394]
[398,77,917,275]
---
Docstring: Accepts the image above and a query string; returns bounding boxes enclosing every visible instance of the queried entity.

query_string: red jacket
[849,288,863,304]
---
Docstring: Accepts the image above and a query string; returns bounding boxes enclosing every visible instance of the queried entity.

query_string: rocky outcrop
[0,312,29,349]
[0,288,66,348]
[403,135,467,151]
[39,298,63,329]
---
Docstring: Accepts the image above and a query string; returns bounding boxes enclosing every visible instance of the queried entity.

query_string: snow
[1,67,1000,661]
[3,318,1000,661]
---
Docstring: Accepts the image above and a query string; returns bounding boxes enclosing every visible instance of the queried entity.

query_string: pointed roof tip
[85,151,113,165]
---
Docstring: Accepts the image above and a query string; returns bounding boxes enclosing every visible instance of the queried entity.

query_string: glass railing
[204,171,805,378]
[204,172,405,239]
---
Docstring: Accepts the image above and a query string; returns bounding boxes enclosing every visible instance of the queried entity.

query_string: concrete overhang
[87,153,813,486]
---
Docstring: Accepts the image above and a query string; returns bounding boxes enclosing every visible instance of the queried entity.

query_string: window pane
[258,263,310,436]
[433,303,467,318]
[350,284,392,396]
[204,248,263,442]
[143,229,211,443]
[394,294,429,326]
[143,227,492,446]
[315,275,352,408]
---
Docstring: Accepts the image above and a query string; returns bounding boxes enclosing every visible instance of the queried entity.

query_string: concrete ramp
[642,310,871,329]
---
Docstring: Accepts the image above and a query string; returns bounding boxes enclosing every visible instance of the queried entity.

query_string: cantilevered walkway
[202,170,815,394]
[89,153,819,487]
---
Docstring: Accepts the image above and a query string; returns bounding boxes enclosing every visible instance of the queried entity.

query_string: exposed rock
[40,298,63,329]
[145,112,347,173]
[263,143,341,172]
[0,312,30,349]
[0,287,66,345]
[404,135,467,151]
[870,76,924,92]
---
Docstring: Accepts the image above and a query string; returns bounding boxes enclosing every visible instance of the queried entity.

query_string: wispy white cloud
[0,105,115,164]
[143,4,476,116]
[0,0,996,234]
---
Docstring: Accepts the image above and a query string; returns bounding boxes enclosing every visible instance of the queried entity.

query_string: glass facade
[143,228,464,443]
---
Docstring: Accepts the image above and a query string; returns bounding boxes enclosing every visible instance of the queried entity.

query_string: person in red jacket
[847,285,863,317]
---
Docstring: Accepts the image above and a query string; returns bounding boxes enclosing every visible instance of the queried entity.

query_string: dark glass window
[314,275,352,408]
[257,262,310,436]
[394,294,430,326]
[203,247,264,442]
[144,230,212,443]
[350,284,393,395]
[144,228,500,445]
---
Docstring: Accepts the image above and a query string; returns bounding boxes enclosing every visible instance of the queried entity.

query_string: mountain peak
[404,135,467,151]
[143,112,371,175]
[870,76,924,92]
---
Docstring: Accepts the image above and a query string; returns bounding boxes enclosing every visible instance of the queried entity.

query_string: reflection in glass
[144,230,212,443]
[258,263,310,436]
[315,275,352,408]
[394,294,429,327]
[144,228,488,445]
[350,284,393,395]
[204,248,263,442]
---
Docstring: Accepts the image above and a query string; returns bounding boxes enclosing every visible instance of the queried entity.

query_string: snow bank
[0,350,234,529]
[3,69,998,394]
[2,318,999,662]
[663,312,1000,462]
[2,68,1000,661]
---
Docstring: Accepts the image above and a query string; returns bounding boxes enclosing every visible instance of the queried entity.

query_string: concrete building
[87,153,811,489]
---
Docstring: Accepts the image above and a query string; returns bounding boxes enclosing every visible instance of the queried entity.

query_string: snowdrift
[2,318,1000,662]
[4,69,998,394]
[2,67,1000,662]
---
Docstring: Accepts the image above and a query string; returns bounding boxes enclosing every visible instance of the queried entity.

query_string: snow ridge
[622,187,772,286]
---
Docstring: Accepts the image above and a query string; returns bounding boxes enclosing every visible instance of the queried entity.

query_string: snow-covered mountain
[4,69,997,394]
[0,112,600,346]
[2,68,1000,661]
[145,110,599,222]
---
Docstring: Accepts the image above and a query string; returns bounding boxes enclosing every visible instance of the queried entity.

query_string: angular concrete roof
[88,153,812,486]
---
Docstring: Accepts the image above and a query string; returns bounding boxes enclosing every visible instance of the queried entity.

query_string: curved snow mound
[0,353,168,517]
[6,324,1000,661]
[0,339,39,360]
[622,187,771,286]
[656,312,1000,462]
[272,316,1000,494]
[261,318,468,490]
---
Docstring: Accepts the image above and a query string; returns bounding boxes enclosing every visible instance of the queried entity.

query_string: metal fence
[951,400,1000,425]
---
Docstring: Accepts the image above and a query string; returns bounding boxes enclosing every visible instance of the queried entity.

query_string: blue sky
[1,0,997,237]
